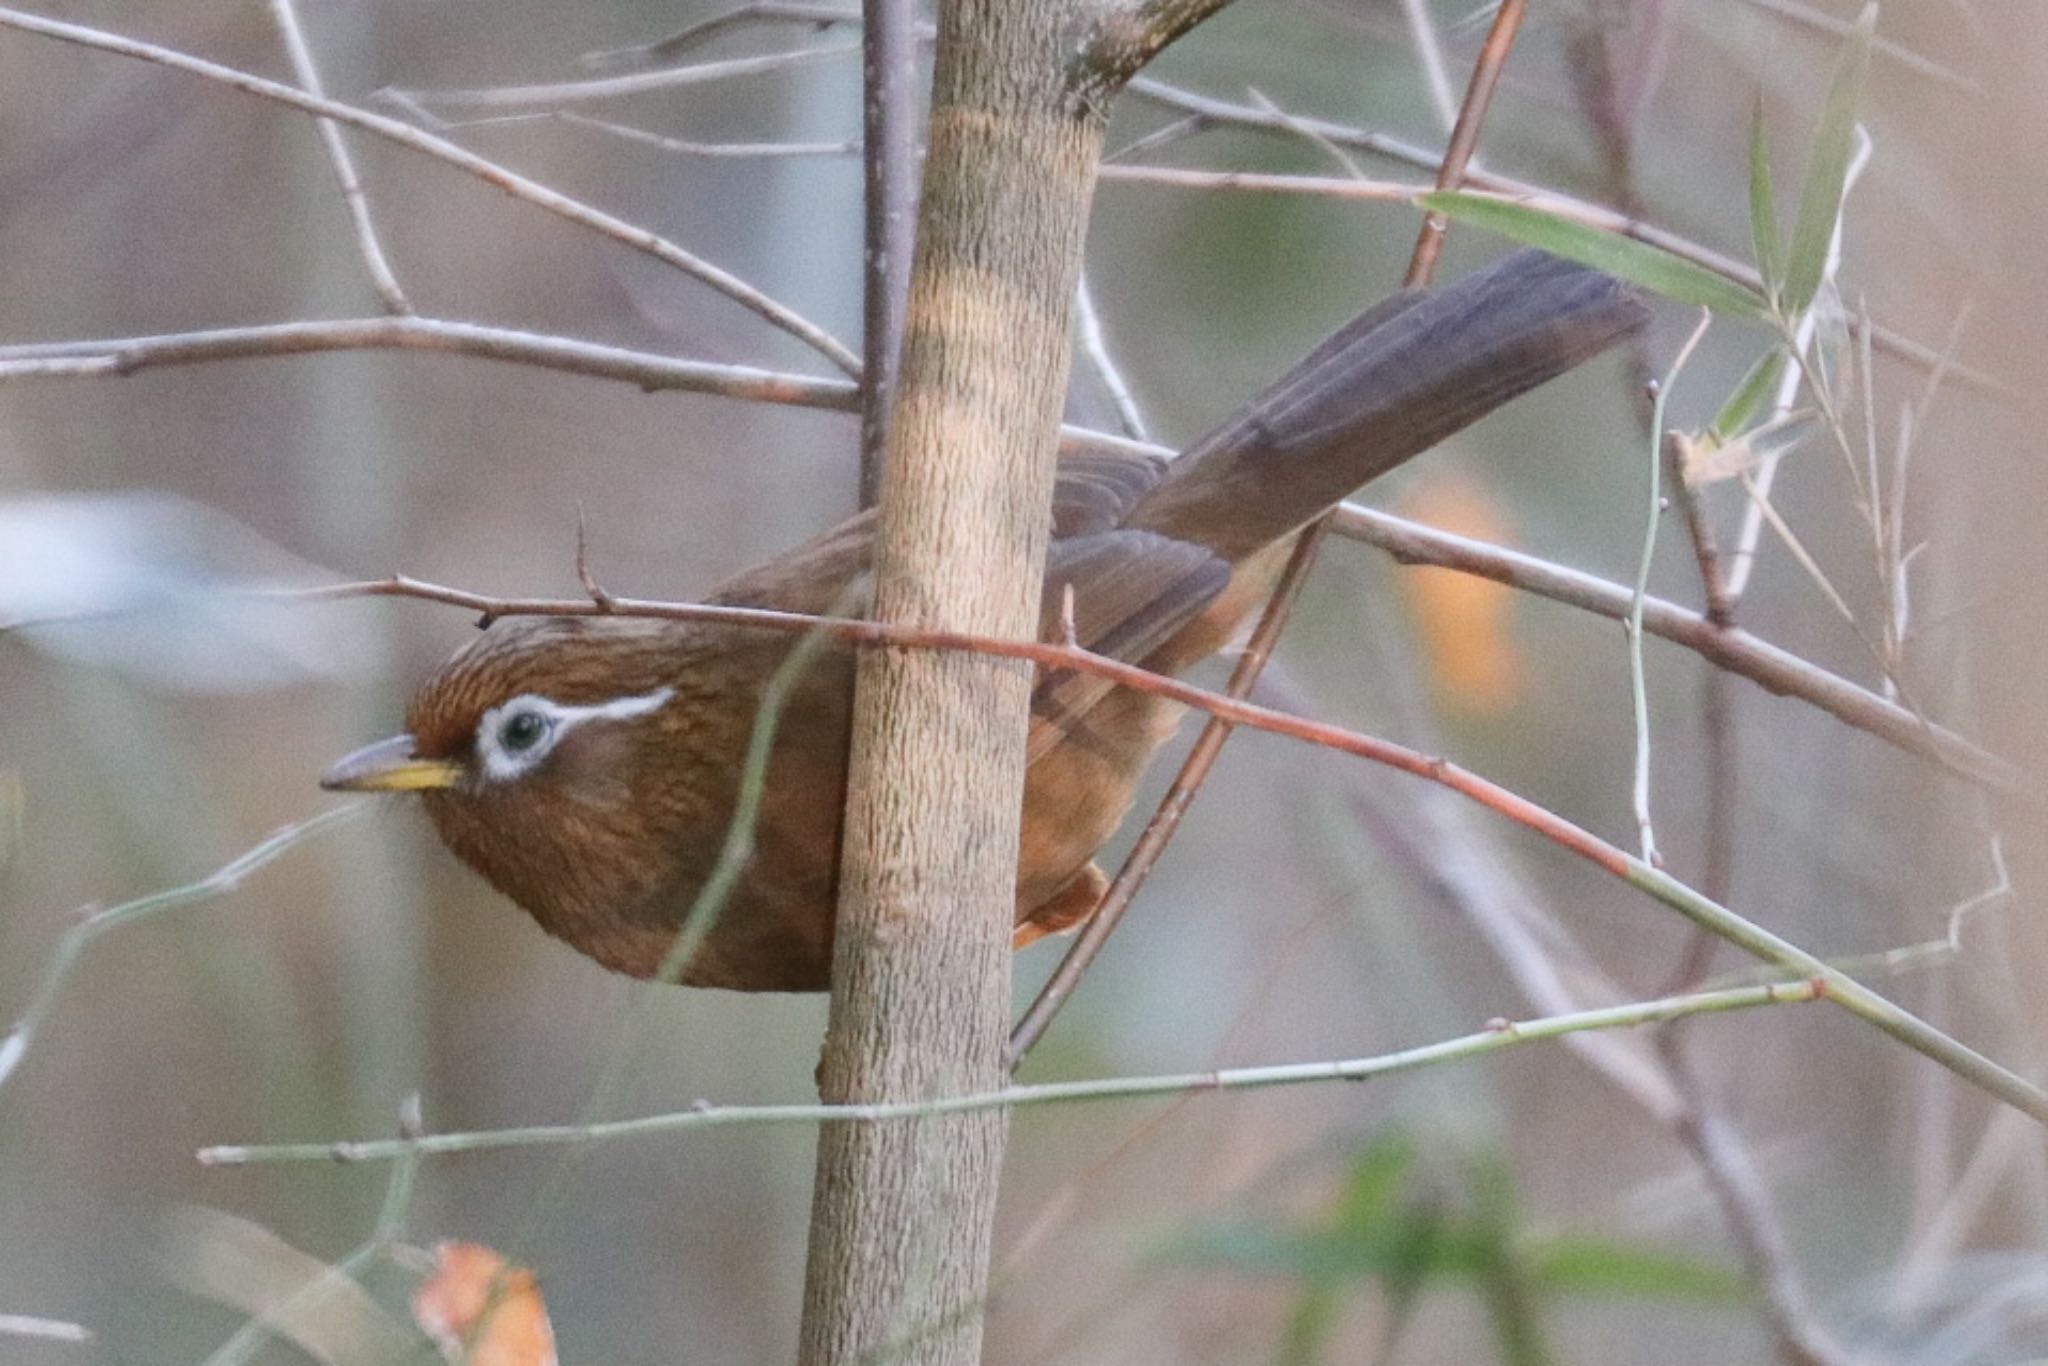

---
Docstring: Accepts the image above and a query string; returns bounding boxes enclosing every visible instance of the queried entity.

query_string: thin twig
[1245,88,1366,176]
[0,5,862,375]
[13,558,2024,1114]
[1396,0,1462,131]
[1740,0,1982,94]
[1404,0,1524,287]
[199,1099,424,1366]
[0,316,862,404]
[1630,312,1714,867]
[1123,77,1998,392]
[1669,434,1735,627]
[1099,162,1426,199]
[0,311,2019,799]
[573,506,616,612]
[267,0,410,314]
[1326,504,2031,802]
[580,2,869,71]
[470,111,858,159]
[198,982,1829,1165]
[385,43,859,111]
[1073,273,1148,441]
[0,804,367,1094]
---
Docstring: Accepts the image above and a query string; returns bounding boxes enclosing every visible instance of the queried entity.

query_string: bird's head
[319,618,706,963]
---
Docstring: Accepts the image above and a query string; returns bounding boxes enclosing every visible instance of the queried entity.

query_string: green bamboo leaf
[1418,191,1767,317]
[1747,94,1784,298]
[1529,1236,1747,1302]
[1781,3,1876,315]
[1710,347,1789,441]
[1334,1133,1419,1227]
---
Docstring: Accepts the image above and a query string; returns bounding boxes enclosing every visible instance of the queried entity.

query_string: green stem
[198,981,1823,1166]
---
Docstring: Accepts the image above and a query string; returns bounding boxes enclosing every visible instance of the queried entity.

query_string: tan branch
[0,5,861,375]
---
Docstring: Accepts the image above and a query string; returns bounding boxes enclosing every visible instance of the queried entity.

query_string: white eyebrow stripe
[475,686,675,783]
[548,686,676,728]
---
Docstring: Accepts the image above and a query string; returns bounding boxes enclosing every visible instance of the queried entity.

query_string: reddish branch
[273,573,2048,1126]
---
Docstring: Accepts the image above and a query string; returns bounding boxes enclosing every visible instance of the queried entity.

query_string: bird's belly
[1016,687,1184,910]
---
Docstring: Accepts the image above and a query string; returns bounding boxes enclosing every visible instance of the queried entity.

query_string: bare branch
[1123,77,2001,392]
[234,574,2048,1123]
[387,42,858,111]
[1327,503,2033,802]
[0,311,2023,801]
[472,111,858,159]
[1630,313,1715,867]
[0,805,366,1096]
[1098,162,1425,199]
[579,2,869,71]
[1654,1033,1856,1366]
[1741,0,1982,94]
[200,982,1831,1166]
[0,5,862,375]
[1072,273,1148,441]
[1404,0,1524,287]
[267,0,410,314]
[0,316,861,407]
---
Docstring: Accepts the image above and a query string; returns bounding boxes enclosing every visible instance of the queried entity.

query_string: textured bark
[796,2,1109,1362]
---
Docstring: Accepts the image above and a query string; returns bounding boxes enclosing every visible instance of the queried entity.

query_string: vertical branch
[800,1,1118,1359]
[1404,0,1526,288]
[858,0,921,508]
[1628,313,1712,868]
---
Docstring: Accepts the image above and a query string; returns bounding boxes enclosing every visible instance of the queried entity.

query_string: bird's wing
[707,451,1173,615]
[706,446,1221,762]
[1048,451,1171,537]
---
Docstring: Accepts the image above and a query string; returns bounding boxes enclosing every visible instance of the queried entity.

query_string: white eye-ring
[475,686,674,783]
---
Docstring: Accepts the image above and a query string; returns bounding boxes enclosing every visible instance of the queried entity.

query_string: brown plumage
[323,250,1648,990]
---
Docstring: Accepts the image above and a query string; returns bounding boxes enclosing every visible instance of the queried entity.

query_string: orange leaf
[1394,473,1524,715]
[413,1242,560,1366]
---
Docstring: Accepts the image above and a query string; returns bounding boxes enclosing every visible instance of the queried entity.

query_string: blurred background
[2,0,2044,1361]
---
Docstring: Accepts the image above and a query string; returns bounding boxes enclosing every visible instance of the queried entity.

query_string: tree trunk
[796,1,1109,1361]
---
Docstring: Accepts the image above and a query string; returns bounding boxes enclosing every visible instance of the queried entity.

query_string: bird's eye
[499,710,551,754]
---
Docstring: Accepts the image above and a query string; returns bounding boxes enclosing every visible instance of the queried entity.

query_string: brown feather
[360,251,1647,990]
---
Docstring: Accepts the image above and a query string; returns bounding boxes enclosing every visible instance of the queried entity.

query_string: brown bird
[322,250,1647,990]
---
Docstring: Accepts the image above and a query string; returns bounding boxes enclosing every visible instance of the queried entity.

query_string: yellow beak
[320,734,463,792]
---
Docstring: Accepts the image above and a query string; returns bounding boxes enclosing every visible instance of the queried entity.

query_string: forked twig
[267,0,410,314]
[0,5,862,375]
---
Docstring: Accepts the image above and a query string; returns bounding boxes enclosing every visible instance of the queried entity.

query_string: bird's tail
[1125,249,1649,561]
